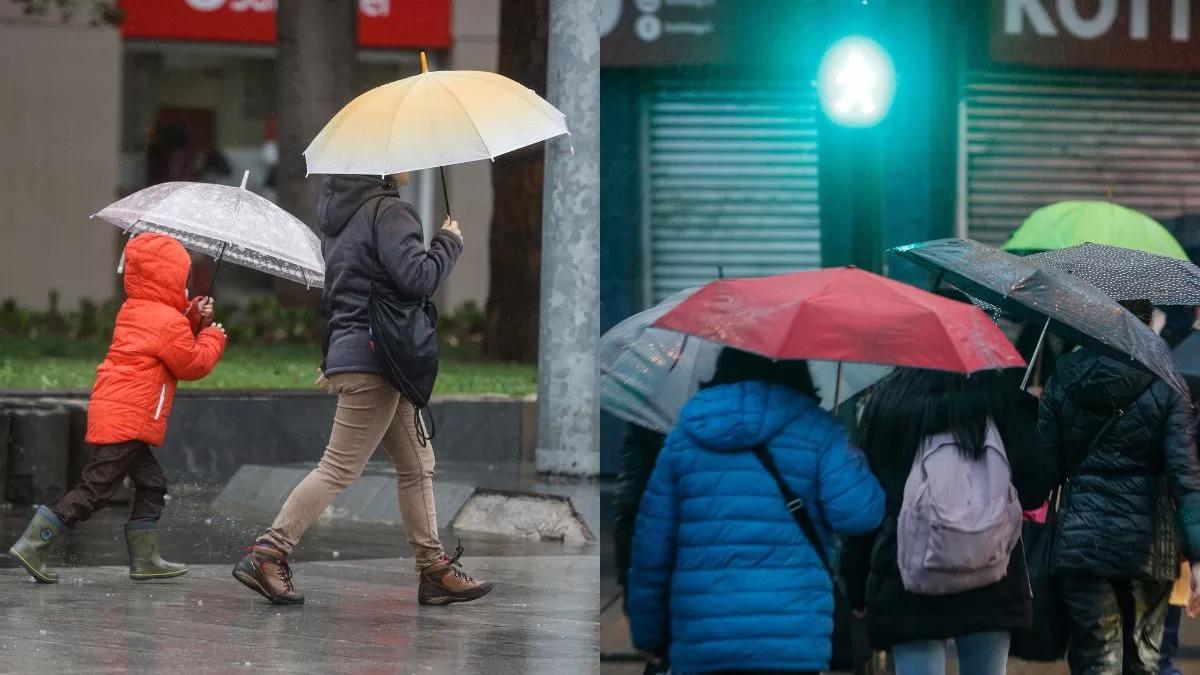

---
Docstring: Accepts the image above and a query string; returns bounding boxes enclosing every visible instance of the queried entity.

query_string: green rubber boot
[8,506,65,583]
[125,521,188,581]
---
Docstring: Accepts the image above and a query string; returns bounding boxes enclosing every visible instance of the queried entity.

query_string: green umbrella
[1003,200,1188,261]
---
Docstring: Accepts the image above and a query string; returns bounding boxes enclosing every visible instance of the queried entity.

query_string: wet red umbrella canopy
[652,267,1025,374]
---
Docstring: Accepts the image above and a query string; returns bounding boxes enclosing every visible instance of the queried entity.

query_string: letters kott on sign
[992,0,1200,71]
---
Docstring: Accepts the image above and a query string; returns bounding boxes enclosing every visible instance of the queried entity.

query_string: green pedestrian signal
[817,36,895,127]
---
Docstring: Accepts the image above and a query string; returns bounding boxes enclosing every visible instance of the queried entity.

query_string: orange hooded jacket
[85,234,227,447]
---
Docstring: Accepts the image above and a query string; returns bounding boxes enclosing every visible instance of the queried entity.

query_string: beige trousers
[259,372,444,570]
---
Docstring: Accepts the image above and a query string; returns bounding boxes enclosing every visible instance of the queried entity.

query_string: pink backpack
[897,420,1022,596]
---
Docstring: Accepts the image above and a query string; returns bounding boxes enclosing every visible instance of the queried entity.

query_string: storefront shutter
[644,80,821,304]
[964,70,1200,247]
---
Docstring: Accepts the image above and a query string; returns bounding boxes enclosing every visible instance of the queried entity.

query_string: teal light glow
[817,36,895,127]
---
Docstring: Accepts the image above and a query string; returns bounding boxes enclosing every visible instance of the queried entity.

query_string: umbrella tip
[420,52,429,74]
[240,170,250,190]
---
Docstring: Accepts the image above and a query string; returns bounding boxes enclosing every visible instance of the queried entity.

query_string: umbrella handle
[206,242,228,299]
[833,362,843,414]
[439,166,451,221]
[1021,317,1051,391]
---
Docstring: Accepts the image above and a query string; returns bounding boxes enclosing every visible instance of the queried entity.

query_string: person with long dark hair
[626,348,885,674]
[841,368,1049,675]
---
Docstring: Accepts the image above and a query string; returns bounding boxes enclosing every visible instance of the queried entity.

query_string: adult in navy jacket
[626,348,886,674]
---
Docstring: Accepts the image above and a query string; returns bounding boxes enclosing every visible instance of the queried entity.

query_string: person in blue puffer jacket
[626,347,886,675]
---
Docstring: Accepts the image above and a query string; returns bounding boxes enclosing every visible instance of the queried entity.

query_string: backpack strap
[366,196,436,445]
[751,445,844,594]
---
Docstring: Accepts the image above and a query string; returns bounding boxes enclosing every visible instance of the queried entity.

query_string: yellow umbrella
[303,53,569,177]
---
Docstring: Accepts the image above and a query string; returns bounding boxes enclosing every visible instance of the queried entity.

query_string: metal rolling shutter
[644,80,821,304]
[965,71,1200,247]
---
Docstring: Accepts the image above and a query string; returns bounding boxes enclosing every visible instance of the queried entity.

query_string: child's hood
[122,234,191,311]
[676,380,818,452]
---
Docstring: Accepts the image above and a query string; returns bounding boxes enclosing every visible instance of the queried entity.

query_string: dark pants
[51,441,167,527]
[1062,575,1172,675]
[1160,605,1182,675]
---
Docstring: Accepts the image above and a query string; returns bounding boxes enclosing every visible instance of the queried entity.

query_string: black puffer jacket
[318,175,462,376]
[611,424,665,586]
[1038,350,1200,580]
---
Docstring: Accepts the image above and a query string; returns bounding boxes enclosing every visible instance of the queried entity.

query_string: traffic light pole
[817,122,886,274]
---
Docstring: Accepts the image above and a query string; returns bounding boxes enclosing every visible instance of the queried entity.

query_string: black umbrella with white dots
[1026,242,1200,306]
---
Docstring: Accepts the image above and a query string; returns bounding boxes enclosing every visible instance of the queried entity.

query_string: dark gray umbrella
[892,238,1188,397]
[1026,243,1200,306]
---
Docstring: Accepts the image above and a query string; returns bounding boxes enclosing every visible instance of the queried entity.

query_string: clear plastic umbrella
[93,171,324,289]
[600,288,891,434]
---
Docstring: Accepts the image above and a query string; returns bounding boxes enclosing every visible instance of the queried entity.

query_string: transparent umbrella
[93,171,324,290]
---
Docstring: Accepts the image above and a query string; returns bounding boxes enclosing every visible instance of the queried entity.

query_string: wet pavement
[0,484,595,571]
[0,555,597,674]
[0,487,599,673]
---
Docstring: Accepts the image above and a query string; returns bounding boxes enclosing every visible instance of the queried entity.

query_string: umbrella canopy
[652,267,1025,374]
[1026,243,1200,306]
[600,288,890,433]
[93,175,324,288]
[304,54,569,176]
[1003,200,1187,260]
[892,238,1187,396]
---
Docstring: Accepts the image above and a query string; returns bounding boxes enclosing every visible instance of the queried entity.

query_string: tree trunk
[274,0,356,307]
[481,0,549,364]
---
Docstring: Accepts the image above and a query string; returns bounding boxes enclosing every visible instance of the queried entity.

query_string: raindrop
[244,662,252,667]
[197,600,204,606]
[205,517,214,526]
[39,630,46,636]
[332,550,340,559]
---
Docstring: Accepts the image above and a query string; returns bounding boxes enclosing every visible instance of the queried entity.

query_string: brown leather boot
[418,545,493,606]
[232,544,304,605]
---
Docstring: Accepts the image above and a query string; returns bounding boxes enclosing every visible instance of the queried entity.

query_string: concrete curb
[212,463,597,543]
[0,393,539,486]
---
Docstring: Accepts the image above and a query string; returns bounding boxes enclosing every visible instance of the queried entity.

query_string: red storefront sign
[991,0,1200,71]
[119,0,451,49]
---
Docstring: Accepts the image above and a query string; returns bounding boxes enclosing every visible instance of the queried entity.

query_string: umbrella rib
[381,80,421,176]
[449,71,569,128]
[431,76,496,158]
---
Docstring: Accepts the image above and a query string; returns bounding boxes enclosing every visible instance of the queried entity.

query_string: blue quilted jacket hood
[625,380,885,674]
[677,380,808,452]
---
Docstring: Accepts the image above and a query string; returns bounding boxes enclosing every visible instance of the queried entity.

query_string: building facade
[599,0,1200,475]
[0,0,499,313]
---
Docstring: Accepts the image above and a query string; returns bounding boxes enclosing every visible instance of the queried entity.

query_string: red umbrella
[652,267,1025,374]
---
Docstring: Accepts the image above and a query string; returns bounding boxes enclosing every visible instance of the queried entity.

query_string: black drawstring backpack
[321,196,440,445]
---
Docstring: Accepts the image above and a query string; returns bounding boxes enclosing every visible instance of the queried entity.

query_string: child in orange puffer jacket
[7,233,227,583]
